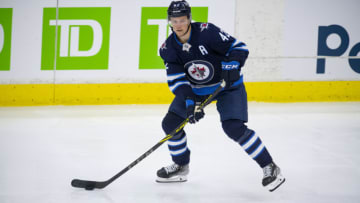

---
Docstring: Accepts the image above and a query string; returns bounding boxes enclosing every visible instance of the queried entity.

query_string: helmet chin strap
[181,23,191,37]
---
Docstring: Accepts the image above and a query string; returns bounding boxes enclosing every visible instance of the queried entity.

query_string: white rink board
[0,0,359,84]
[282,0,360,81]
[234,0,360,82]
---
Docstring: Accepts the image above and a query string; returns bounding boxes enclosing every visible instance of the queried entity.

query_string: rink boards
[1,0,359,106]
[1,81,359,106]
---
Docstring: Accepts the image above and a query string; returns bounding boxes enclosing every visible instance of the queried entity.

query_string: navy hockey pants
[169,83,248,122]
[162,84,250,165]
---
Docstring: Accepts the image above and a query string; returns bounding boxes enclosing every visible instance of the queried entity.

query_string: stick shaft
[71,81,225,189]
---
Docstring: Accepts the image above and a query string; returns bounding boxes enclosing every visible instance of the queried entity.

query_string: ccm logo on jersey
[184,60,214,84]
[222,64,239,70]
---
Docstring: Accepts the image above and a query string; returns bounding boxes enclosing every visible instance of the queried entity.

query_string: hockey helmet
[167,0,191,20]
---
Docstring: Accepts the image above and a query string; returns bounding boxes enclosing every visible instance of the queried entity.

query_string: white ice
[0,102,359,203]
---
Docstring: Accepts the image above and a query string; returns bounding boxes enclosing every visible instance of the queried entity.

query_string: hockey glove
[221,61,241,89]
[186,97,205,124]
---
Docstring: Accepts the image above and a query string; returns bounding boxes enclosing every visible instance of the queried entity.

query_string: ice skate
[262,162,285,192]
[156,163,189,183]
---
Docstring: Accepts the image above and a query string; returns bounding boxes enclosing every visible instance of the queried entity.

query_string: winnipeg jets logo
[184,60,214,84]
[191,63,206,78]
[200,23,209,32]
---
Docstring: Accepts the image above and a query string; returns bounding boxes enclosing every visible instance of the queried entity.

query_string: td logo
[139,7,208,69]
[41,7,111,70]
[0,8,13,71]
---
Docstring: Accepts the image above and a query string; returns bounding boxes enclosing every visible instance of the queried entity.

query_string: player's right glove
[221,61,241,89]
[185,97,205,124]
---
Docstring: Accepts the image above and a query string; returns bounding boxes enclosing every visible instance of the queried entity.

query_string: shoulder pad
[199,22,209,32]
[159,35,177,63]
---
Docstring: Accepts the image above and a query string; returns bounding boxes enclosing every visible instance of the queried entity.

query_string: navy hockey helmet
[167,0,192,20]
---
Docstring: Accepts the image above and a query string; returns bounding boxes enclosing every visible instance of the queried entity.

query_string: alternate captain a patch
[184,60,214,84]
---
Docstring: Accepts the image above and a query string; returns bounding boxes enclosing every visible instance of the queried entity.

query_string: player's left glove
[186,97,205,124]
[221,61,240,89]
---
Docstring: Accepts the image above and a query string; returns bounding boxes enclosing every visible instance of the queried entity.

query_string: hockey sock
[168,131,190,165]
[162,112,191,165]
[222,119,273,168]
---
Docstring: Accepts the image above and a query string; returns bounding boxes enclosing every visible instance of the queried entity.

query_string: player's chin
[175,31,184,36]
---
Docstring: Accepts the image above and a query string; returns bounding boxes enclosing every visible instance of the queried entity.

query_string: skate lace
[164,164,180,174]
[263,165,273,178]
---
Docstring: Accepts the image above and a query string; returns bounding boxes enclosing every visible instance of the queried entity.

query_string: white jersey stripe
[167,73,186,82]
[169,81,191,92]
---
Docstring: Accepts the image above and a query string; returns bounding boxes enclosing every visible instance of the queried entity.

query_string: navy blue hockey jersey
[159,22,249,99]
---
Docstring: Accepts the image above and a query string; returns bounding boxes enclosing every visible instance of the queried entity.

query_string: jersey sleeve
[159,42,196,100]
[206,23,249,68]
[164,62,195,100]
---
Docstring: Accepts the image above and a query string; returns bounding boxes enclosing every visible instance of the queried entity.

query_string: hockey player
[157,0,285,192]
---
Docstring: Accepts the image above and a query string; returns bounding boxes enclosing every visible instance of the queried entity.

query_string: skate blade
[156,175,187,183]
[266,173,285,192]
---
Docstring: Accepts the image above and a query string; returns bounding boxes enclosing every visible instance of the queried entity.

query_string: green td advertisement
[0,8,13,71]
[41,7,111,70]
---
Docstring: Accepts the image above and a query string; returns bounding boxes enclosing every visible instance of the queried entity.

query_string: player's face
[170,16,190,36]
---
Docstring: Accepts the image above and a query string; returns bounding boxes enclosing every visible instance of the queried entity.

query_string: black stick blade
[71,179,100,190]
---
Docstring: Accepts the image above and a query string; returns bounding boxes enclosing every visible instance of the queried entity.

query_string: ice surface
[0,102,359,203]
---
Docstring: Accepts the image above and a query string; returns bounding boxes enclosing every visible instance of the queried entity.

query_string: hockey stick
[71,80,226,190]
